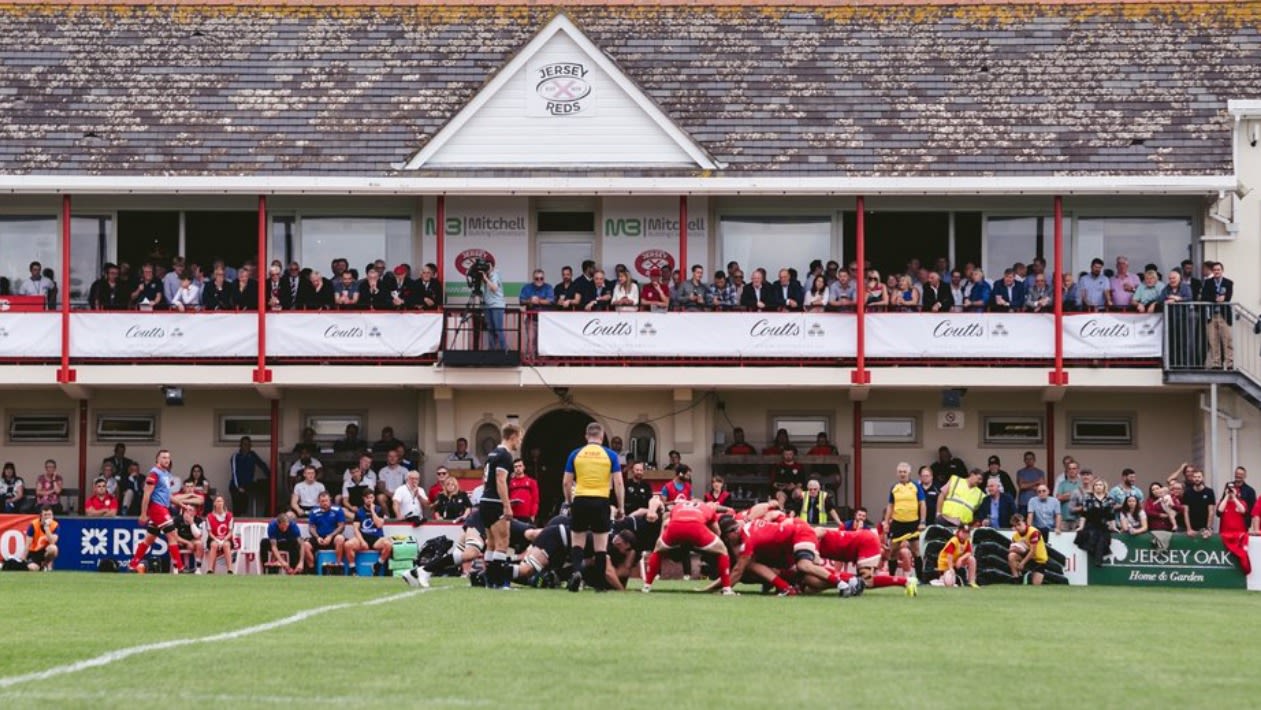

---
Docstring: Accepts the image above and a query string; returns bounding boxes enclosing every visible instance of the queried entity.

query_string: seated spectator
[1116,495,1148,535]
[340,465,373,516]
[1008,514,1048,585]
[375,449,410,517]
[948,271,965,311]
[170,272,201,311]
[446,437,480,469]
[201,266,234,310]
[707,270,738,310]
[677,264,707,311]
[287,445,323,483]
[172,479,206,516]
[612,266,640,311]
[432,475,473,521]
[34,459,64,515]
[172,504,206,573]
[1023,272,1052,312]
[427,466,451,503]
[762,428,791,456]
[347,490,393,570]
[843,507,876,531]
[828,270,857,310]
[303,491,346,570]
[204,495,235,574]
[623,462,654,513]
[1132,269,1163,312]
[976,477,1017,528]
[1078,258,1111,311]
[1060,272,1079,311]
[1,462,25,513]
[806,432,840,479]
[804,274,829,312]
[508,459,539,524]
[581,269,613,311]
[724,427,757,455]
[520,269,555,309]
[89,263,128,310]
[920,271,952,312]
[798,478,839,526]
[372,426,403,455]
[989,269,1024,312]
[265,512,306,574]
[121,462,146,517]
[664,450,683,471]
[772,447,804,506]
[186,464,212,499]
[84,478,118,517]
[740,268,777,311]
[1160,269,1192,310]
[659,467,692,502]
[892,274,920,312]
[704,474,731,507]
[1026,484,1060,537]
[290,465,326,518]
[393,470,429,524]
[23,506,59,571]
[931,526,977,588]
[959,269,989,312]
[357,268,392,310]
[1110,256,1139,308]
[640,268,670,312]
[332,424,367,454]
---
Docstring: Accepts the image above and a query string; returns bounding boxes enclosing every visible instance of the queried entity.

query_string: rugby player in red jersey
[721,516,858,596]
[127,450,185,574]
[814,526,918,596]
[642,499,734,595]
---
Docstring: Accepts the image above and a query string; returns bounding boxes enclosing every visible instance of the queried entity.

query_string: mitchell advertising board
[423,197,529,301]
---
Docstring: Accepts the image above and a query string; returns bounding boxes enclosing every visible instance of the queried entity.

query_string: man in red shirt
[428,466,451,504]
[724,427,757,456]
[508,459,539,524]
[643,500,733,595]
[84,477,119,517]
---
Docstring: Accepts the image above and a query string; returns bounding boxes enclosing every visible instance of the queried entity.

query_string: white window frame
[628,422,658,468]
[1069,414,1135,447]
[770,413,832,446]
[861,414,920,446]
[95,412,158,443]
[302,411,366,445]
[7,411,72,444]
[217,412,272,446]
[980,414,1044,447]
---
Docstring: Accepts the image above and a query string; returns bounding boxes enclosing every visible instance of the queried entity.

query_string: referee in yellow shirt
[883,461,926,570]
[563,422,624,592]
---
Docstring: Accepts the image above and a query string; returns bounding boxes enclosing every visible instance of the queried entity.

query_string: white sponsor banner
[1063,313,1162,359]
[423,197,529,301]
[267,313,441,358]
[70,313,256,359]
[601,197,709,279]
[537,312,856,358]
[867,313,1056,359]
[0,313,60,358]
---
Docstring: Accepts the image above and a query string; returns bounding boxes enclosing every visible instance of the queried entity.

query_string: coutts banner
[1088,533,1246,589]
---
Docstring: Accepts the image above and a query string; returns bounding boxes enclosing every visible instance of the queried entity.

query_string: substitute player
[128,449,185,574]
[932,526,978,588]
[643,499,734,595]
[1008,513,1048,585]
[478,423,522,589]
[562,421,624,592]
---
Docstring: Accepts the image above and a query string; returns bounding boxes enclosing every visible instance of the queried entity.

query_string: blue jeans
[486,307,505,350]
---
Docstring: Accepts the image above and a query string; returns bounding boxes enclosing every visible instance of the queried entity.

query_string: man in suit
[740,268,781,311]
[409,263,443,310]
[1199,260,1234,369]
[280,261,313,310]
[920,271,954,312]
[773,268,804,311]
[976,476,1017,528]
[989,268,1026,312]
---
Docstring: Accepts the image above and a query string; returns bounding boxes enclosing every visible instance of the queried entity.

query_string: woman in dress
[892,274,920,312]
[1218,482,1251,574]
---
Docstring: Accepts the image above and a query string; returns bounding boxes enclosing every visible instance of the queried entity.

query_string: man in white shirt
[342,453,377,494]
[18,261,54,300]
[392,470,429,524]
[289,466,326,518]
[376,449,409,516]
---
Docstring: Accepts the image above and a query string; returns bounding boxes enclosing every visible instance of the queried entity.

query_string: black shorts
[478,500,505,526]
[312,537,339,551]
[1027,560,1048,574]
[362,535,382,548]
[28,549,46,565]
[889,520,920,541]
[570,496,611,534]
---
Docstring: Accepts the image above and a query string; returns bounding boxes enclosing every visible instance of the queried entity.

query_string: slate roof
[1,2,1259,177]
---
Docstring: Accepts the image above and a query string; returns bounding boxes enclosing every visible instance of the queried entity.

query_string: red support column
[851,196,870,384]
[269,398,279,517]
[852,400,863,511]
[678,196,688,275]
[77,400,88,514]
[57,194,75,384]
[253,195,272,384]
[1049,195,1068,385]
[436,196,446,284]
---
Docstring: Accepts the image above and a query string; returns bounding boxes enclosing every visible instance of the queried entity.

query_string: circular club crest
[454,249,496,276]
[634,250,675,278]
[536,70,592,105]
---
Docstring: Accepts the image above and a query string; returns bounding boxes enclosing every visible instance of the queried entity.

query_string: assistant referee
[563,422,624,592]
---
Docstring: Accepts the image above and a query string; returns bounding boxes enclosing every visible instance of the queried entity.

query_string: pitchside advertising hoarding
[1088,533,1246,589]
[423,197,529,301]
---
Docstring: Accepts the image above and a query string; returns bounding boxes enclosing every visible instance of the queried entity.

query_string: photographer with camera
[469,257,507,350]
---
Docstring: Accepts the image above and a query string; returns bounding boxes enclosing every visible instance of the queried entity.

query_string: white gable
[404,15,716,170]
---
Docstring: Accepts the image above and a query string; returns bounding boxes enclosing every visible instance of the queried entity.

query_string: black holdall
[97,558,120,573]
[2,558,28,571]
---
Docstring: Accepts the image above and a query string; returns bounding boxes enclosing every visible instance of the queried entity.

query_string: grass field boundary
[0,587,439,690]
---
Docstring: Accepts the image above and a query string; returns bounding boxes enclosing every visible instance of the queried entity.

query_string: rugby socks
[644,551,662,586]
[485,551,507,587]
[770,576,792,594]
[872,574,906,589]
[717,554,731,589]
[569,545,585,581]
[130,541,151,568]
[592,552,607,589]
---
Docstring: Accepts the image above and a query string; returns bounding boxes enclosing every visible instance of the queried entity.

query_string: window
[96,413,157,442]
[8,413,71,443]
[71,216,111,305]
[218,413,271,444]
[721,216,831,278]
[1070,415,1135,446]
[538,212,595,232]
[1074,217,1193,278]
[0,216,58,299]
[981,415,1044,446]
[475,422,501,461]
[861,416,918,444]
[984,216,1066,278]
[629,423,657,468]
[304,413,363,442]
[772,416,830,444]
[295,217,410,276]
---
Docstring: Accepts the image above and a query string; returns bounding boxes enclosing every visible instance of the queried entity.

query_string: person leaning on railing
[584,270,613,311]
[612,265,639,312]
[1198,260,1234,370]
[1131,270,1164,313]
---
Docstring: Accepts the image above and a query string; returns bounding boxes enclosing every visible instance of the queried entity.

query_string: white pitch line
[0,587,439,690]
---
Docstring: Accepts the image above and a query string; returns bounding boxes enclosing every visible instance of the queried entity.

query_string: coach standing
[563,422,624,592]
[479,423,522,589]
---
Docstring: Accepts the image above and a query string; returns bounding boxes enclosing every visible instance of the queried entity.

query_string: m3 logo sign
[604,218,643,237]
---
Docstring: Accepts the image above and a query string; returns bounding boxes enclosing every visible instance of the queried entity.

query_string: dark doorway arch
[523,408,595,521]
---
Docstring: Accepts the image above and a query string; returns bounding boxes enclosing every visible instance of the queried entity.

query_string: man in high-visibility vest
[936,468,983,527]
[24,505,59,571]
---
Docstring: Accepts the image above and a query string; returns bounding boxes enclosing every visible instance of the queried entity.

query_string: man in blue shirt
[230,436,271,517]
[265,512,306,574]
[304,492,346,570]
[1015,451,1046,513]
[1078,258,1112,311]
[519,269,554,309]
[479,260,507,351]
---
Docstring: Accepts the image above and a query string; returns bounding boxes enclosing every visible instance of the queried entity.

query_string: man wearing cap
[986,455,1017,500]
[390,264,414,309]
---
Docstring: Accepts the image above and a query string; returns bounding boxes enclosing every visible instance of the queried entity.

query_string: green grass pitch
[1,574,1258,709]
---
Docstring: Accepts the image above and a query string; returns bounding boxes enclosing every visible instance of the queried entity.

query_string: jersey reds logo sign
[634,250,674,278]
[454,249,496,276]
[535,62,591,115]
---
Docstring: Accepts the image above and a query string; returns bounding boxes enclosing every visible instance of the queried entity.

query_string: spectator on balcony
[640,268,671,312]
[724,427,757,455]
[481,259,508,350]
[1200,261,1234,369]
[356,268,392,310]
[1109,256,1140,309]
[333,424,367,454]
[84,478,118,517]
[1023,272,1052,312]
[960,269,990,312]
[230,264,257,310]
[920,271,952,313]
[612,265,640,312]
[131,262,164,309]
[1160,269,1193,311]
[201,266,234,310]
[864,271,888,309]
[278,261,310,310]
[772,268,804,312]
[89,263,128,310]
[1178,259,1200,295]
[34,459,64,514]
[889,275,918,312]
[931,446,968,488]
[169,272,201,312]
[549,266,579,310]
[574,259,598,303]
[740,268,776,312]
[675,264,707,311]
[408,263,439,310]
[1130,269,1162,313]
[264,262,283,311]
[985,455,1017,500]
[976,477,1017,528]
[828,269,857,310]
[1061,272,1081,312]
[729,266,746,292]
[331,270,358,309]
[161,257,186,304]
[18,260,54,302]
[948,271,965,311]
[584,270,614,311]
[299,269,333,310]
[989,269,1025,312]
[520,269,555,309]
[1078,258,1112,311]
[704,270,735,310]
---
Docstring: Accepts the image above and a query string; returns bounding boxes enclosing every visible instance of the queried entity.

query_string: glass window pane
[772,416,829,443]
[720,216,831,276]
[0,216,58,300]
[298,217,411,275]
[71,216,109,305]
[984,216,1058,278]
[1075,217,1192,276]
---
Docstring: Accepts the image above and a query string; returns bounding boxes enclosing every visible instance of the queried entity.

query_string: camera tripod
[455,290,486,349]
